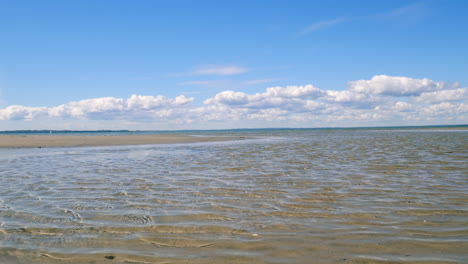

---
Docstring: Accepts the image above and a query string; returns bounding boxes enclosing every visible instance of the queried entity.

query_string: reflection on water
[0,129,467,263]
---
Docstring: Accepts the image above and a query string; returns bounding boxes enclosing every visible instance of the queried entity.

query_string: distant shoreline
[0,124,466,134]
[0,135,242,148]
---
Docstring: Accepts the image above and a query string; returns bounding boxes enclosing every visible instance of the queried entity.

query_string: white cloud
[323,90,381,108]
[1,95,194,121]
[204,91,249,105]
[348,75,454,96]
[203,85,327,115]
[204,85,323,107]
[201,76,466,123]
[50,97,126,118]
[416,88,467,103]
[249,108,291,121]
[191,65,248,76]
[0,105,48,121]
[423,102,468,116]
[1,75,466,128]
[392,101,414,112]
[263,85,323,98]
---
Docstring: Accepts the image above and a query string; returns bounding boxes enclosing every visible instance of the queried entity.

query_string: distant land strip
[0,125,466,135]
[0,135,242,148]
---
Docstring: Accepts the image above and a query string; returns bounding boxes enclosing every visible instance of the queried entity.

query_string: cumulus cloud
[323,90,382,108]
[201,76,466,123]
[415,88,467,103]
[264,85,323,98]
[1,95,194,121]
[0,105,48,121]
[205,85,323,107]
[204,91,249,106]
[392,102,414,112]
[423,102,468,116]
[203,85,329,116]
[348,75,454,96]
[1,75,466,127]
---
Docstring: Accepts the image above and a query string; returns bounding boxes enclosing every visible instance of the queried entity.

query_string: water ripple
[0,130,467,263]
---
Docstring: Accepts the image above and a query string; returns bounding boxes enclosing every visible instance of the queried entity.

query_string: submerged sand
[0,135,239,148]
[1,130,467,264]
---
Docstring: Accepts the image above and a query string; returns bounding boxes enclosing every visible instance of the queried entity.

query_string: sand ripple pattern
[0,129,467,263]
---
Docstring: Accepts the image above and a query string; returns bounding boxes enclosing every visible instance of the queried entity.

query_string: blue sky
[0,0,467,130]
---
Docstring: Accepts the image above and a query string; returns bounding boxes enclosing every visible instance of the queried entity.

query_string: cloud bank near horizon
[1,75,466,128]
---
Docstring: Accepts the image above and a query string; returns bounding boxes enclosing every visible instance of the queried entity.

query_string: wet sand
[0,135,239,148]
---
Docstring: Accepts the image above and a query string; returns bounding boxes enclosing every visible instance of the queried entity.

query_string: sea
[0,127,467,264]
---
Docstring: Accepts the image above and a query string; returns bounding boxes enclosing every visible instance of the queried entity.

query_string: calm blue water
[0,128,467,264]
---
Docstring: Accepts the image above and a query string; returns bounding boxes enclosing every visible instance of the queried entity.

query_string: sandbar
[0,135,241,148]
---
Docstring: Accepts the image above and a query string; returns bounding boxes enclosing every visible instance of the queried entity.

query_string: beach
[0,134,240,148]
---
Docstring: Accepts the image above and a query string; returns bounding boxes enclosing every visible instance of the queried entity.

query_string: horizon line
[1,124,467,133]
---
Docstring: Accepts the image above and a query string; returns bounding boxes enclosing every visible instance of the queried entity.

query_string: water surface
[0,129,467,263]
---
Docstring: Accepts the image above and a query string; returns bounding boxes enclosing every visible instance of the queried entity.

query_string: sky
[0,0,467,130]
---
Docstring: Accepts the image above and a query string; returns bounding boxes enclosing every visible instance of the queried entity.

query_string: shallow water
[0,129,467,263]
